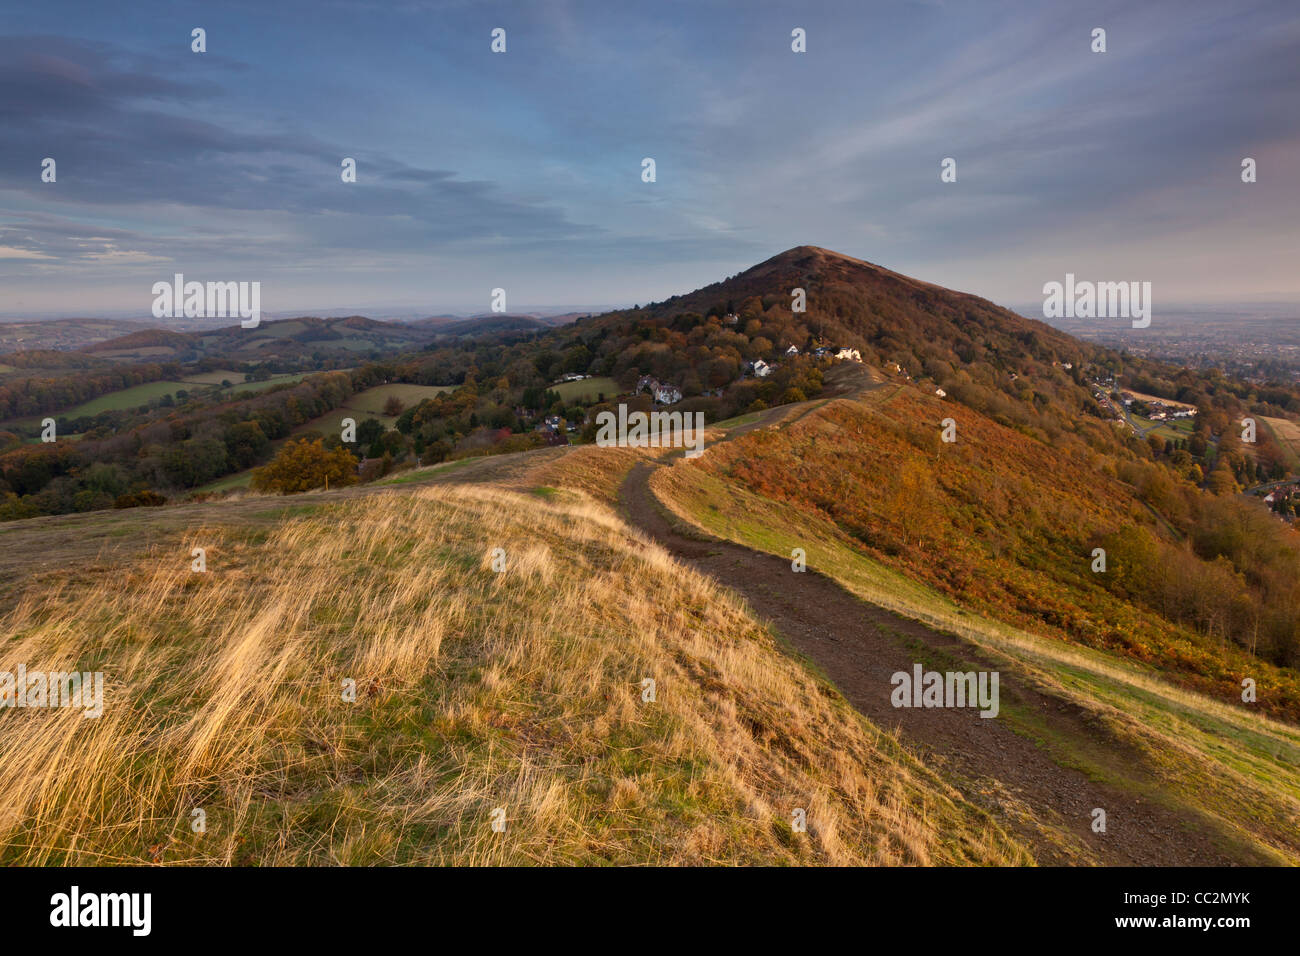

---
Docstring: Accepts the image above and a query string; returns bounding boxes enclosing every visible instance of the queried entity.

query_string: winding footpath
[616,415,1253,865]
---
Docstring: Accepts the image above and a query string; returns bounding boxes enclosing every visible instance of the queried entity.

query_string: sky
[1,0,1298,318]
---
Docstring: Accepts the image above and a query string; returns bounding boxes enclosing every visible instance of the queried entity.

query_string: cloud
[0,245,52,259]
[1,0,1298,310]
[0,33,597,269]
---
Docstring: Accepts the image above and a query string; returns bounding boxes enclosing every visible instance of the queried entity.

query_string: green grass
[214,373,308,398]
[292,384,453,438]
[549,377,620,402]
[1133,416,1195,443]
[190,469,256,495]
[180,369,245,386]
[2,381,197,427]
[347,384,452,415]
[68,380,196,416]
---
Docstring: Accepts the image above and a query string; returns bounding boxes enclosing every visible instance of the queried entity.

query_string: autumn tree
[1206,461,1239,497]
[251,439,358,494]
[889,458,938,548]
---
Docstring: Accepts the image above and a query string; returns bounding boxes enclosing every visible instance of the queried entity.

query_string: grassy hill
[4,407,1297,864]
[4,246,1300,866]
[78,315,445,364]
[638,390,1300,863]
[0,480,1022,865]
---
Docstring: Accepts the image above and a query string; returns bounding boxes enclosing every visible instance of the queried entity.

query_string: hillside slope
[647,245,1089,372]
[0,482,1023,865]
[630,381,1300,864]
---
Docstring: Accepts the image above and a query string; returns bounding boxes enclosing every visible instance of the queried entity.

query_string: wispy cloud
[1,0,1297,313]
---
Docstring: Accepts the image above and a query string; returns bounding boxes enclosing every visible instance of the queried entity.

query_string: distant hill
[80,314,446,363]
[431,314,551,337]
[553,245,1105,442]
[84,328,195,354]
[0,318,154,354]
[646,245,1086,373]
[412,312,583,335]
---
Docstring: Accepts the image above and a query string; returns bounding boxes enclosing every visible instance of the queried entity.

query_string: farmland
[2,380,195,427]
[293,383,454,437]
[214,373,310,397]
[179,369,246,386]
[549,376,620,402]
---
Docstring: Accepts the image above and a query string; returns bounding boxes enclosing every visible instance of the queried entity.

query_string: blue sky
[2,0,1298,317]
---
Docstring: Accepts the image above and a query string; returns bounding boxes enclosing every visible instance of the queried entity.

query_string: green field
[214,373,309,397]
[180,369,245,386]
[349,383,453,414]
[190,468,257,495]
[549,376,620,402]
[1,380,198,426]
[69,380,198,416]
[293,383,454,438]
[1132,414,1195,443]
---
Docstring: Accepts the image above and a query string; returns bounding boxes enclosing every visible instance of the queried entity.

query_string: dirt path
[618,459,1250,865]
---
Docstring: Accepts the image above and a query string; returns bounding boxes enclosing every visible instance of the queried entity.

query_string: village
[533,326,866,445]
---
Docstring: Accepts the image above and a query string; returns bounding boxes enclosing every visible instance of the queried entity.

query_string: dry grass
[509,443,666,504]
[650,456,1300,862]
[1260,416,1300,472]
[0,484,1025,865]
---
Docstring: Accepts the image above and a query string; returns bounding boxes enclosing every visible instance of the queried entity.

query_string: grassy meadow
[0,483,1023,865]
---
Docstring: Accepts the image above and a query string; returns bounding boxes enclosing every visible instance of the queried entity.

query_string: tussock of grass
[0,484,1025,865]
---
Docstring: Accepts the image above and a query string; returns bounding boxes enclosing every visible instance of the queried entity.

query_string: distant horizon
[6,295,1300,325]
[4,244,1300,325]
[8,297,1300,325]
[4,0,1299,316]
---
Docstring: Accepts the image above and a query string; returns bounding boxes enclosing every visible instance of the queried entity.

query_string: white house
[785,345,800,356]
[833,347,861,362]
[750,359,772,378]
[654,383,682,404]
[935,387,947,398]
